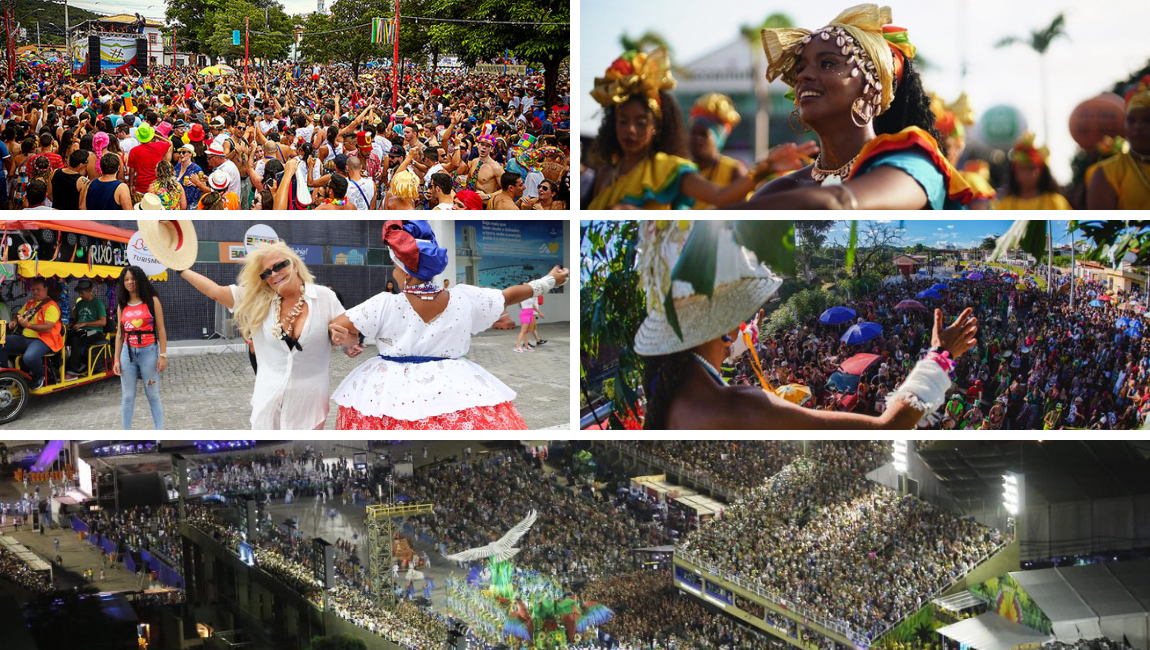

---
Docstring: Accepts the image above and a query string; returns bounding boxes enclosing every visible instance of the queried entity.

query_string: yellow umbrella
[198,65,235,75]
[773,384,812,406]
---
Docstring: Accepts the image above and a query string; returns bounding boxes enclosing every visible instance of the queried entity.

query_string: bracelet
[836,184,859,210]
[528,275,556,297]
[886,356,954,427]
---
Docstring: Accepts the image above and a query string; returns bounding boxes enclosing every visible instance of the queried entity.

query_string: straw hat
[133,193,164,210]
[634,221,782,357]
[137,220,199,271]
[218,93,234,107]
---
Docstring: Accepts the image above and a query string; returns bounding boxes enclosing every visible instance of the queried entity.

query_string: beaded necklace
[691,353,727,386]
[404,280,442,301]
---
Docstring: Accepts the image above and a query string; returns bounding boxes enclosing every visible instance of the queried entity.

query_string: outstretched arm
[502,266,569,307]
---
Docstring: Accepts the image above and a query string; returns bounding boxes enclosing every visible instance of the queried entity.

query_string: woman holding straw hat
[140,220,359,429]
[328,220,569,430]
[634,221,978,429]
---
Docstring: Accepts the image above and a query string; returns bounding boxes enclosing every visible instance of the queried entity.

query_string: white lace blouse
[331,284,514,420]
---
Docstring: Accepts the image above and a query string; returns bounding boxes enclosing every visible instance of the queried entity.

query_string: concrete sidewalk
[13,322,569,430]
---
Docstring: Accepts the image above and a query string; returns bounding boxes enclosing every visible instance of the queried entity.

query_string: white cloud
[947,225,955,229]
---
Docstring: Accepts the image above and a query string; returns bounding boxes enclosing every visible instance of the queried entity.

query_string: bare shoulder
[755,165,814,196]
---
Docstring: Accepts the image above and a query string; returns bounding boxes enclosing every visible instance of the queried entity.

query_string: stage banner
[99,37,139,75]
[72,516,89,533]
[124,554,136,574]
[475,63,526,75]
[71,38,88,74]
[455,220,563,289]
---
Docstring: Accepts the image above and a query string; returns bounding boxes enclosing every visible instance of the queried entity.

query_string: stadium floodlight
[1003,472,1021,515]
[892,440,908,474]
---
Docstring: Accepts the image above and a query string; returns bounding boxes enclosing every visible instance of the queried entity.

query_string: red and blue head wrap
[383,220,448,282]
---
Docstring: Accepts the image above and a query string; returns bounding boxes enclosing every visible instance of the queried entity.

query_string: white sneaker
[525,346,535,352]
[513,347,524,353]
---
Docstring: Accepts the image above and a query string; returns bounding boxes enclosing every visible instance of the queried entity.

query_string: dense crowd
[679,442,1004,641]
[619,441,803,496]
[739,269,1150,429]
[583,569,786,650]
[0,544,52,594]
[2,59,570,211]
[396,451,676,582]
[85,503,198,567]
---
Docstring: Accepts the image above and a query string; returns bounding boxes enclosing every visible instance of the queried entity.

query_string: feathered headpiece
[382,220,448,282]
[762,4,916,116]
[591,49,676,119]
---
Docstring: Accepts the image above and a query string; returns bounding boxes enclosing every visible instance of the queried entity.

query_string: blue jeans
[121,343,163,430]
[1,335,51,383]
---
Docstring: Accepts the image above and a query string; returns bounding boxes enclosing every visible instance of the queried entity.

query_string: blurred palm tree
[740,13,794,159]
[619,31,673,57]
[995,13,1068,146]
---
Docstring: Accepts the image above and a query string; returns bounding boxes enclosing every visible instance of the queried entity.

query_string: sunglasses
[259,259,291,280]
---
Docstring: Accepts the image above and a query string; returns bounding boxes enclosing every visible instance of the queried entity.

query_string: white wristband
[886,356,953,427]
[528,275,556,298]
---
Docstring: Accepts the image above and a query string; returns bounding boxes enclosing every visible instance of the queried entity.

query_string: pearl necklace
[404,280,442,301]
[811,154,858,183]
[691,353,727,386]
[273,289,307,340]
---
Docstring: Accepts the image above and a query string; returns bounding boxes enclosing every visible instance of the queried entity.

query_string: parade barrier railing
[71,515,185,588]
[595,440,751,502]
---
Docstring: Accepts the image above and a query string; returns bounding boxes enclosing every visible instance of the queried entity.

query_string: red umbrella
[1099,295,1113,301]
[840,353,881,376]
[431,88,442,96]
[894,299,928,311]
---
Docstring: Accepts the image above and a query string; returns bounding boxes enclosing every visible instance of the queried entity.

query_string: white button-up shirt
[230,283,345,430]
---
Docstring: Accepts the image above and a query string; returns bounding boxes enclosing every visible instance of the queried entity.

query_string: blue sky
[820,220,1073,250]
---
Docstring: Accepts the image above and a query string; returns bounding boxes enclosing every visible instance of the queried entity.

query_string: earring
[789,108,812,134]
[851,96,875,128]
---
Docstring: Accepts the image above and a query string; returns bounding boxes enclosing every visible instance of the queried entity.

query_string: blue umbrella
[820,306,857,325]
[930,283,949,291]
[917,289,943,300]
[1090,299,1104,307]
[1116,317,1131,329]
[1126,328,1142,339]
[841,322,882,345]
[968,272,985,281]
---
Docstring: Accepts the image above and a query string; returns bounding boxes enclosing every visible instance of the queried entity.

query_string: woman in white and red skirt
[328,220,569,430]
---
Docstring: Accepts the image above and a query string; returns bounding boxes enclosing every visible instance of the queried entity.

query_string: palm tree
[995,13,1068,146]
[619,31,673,57]
[740,13,794,159]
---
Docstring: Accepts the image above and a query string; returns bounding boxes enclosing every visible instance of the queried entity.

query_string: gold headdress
[931,92,975,140]
[591,49,676,119]
[1125,76,1150,114]
[761,4,916,116]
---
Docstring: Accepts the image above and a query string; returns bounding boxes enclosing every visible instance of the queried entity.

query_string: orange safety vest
[20,299,64,352]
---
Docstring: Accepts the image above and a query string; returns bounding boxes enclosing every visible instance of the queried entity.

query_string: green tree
[796,220,835,283]
[425,0,569,107]
[166,0,226,62]
[995,13,1068,145]
[307,635,368,650]
[619,30,672,57]
[980,236,997,251]
[299,0,394,76]
[205,0,292,63]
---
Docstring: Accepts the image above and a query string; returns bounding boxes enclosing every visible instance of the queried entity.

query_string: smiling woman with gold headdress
[1088,76,1150,209]
[731,4,975,210]
[587,50,818,209]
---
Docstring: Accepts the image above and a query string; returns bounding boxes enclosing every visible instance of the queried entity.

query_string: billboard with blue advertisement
[455,221,563,290]
[332,247,367,265]
[286,244,323,266]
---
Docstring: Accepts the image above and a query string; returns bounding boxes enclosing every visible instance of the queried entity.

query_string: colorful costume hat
[591,49,676,119]
[930,92,974,142]
[1125,76,1150,114]
[1010,132,1050,168]
[762,4,916,116]
[690,93,741,149]
[383,221,448,282]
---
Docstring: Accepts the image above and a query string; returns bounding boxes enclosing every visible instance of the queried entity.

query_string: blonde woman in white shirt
[179,242,362,429]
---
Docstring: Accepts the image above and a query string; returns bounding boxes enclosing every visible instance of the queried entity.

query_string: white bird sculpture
[443,510,538,563]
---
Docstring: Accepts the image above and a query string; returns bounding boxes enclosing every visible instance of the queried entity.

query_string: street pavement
[11,323,569,431]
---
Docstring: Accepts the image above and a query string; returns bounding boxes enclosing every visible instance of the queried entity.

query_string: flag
[371,17,396,44]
